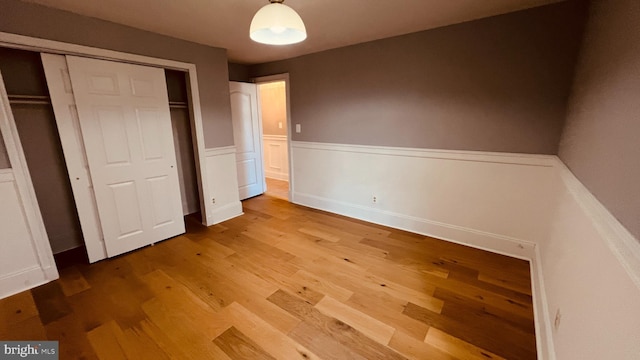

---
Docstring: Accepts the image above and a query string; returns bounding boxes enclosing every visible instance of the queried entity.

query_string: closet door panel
[66,56,184,258]
[41,53,105,262]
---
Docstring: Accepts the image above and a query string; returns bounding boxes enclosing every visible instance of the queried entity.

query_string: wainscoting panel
[289,141,640,360]
[204,146,243,225]
[0,170,54,298]
[291,141,556,258]
[538,161,640,360]
[263,134,289,180]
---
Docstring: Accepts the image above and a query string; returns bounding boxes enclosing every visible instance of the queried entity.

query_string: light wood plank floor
[265,177,289,200]
[0,195,536,359]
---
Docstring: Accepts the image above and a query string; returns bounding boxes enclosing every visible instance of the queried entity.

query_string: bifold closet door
[61,55,184,257]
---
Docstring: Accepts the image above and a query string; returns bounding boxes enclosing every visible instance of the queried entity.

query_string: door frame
[253,73,293,201]
[0,31,213,261]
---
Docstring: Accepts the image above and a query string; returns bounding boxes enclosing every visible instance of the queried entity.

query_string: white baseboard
[265,172,289,181]
[531,245,555,360]
[294,191,536,260]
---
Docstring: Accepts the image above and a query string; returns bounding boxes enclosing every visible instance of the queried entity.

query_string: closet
[0,48,83,255]
[0,47,200,264]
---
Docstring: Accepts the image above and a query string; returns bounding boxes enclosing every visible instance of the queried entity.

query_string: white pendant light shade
[250,1,307,45]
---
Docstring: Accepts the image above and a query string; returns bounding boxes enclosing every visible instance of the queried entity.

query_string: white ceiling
[20,0,562,64]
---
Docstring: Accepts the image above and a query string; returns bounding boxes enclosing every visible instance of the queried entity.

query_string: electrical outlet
[554,309,562,330]
[212,198,216,204]
[372,195,377,204]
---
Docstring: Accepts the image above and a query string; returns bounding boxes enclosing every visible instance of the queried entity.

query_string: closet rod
[169,101,188,109]
[8,94,51,105]
[9,95,183,107]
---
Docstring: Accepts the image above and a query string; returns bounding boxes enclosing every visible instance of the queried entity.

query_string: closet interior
[0,47,200,261]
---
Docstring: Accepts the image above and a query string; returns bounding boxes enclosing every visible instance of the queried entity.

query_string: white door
[67,56,185,257]
[41,53,106,262]
[229,81,265,200]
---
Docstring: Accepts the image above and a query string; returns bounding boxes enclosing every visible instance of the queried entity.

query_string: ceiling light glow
[250,0,307,45]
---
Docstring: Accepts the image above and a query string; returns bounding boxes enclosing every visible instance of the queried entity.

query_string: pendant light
[250,0,307,45]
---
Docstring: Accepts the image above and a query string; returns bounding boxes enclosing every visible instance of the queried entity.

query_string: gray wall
[0,0,233,148]
[171,107,200,216]
[559,0,640,240]
[0,46,50,169]
[228,63,251,82]
[250,1,586,154]
[12,104,84,253]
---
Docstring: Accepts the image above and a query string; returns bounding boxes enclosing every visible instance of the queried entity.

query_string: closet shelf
[9,95,184,107]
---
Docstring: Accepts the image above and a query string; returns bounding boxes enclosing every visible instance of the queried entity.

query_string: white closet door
[41,53,106,263]
[230,81,265,200]
[66,56,184,257]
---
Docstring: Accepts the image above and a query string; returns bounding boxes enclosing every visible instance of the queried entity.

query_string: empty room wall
[0,0,233,149]
[250,1,586,154]
[559,0,640,241]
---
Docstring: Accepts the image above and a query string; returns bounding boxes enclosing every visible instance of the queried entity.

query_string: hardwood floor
[265,177,289,200]
[0,195,536,359]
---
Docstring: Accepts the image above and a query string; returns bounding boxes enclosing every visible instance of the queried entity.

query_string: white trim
[0,32,190,70]
[292,141,557,167]
[205,145,237,157]
[531,245,555,360]
[265,173,289,182]
[0,30,211,227]
[554,158,640,289]
[254,74,293,201]
[262,134,288,141]
[294,191,536,260]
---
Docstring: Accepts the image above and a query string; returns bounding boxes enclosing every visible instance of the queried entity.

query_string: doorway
[257,79,290,201]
